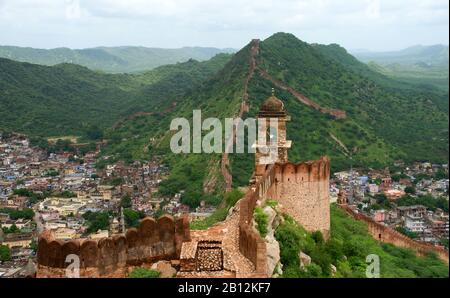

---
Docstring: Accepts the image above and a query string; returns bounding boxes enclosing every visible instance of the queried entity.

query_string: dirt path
[178,203,256,277]
[329,132,349,156]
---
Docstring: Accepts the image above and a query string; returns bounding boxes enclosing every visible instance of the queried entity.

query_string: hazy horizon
[0,0,448,52]
[0,39,449,54]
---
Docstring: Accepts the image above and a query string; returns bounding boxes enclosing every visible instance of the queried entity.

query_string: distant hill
[352,45,449,66]
[352,45,449,91]
[0,45,235,73]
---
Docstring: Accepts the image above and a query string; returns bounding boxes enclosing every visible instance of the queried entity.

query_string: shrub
[127,268,160,278]
[0,245,11,262]
[254,207,269,237]
[265,200,278,208]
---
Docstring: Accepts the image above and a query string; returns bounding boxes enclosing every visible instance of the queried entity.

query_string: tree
[82,211,110,233]
[0,245,11,262]
[120,195,132,209]
[84,124,103,140]
[404,186,416,194]
[123,209,142,228]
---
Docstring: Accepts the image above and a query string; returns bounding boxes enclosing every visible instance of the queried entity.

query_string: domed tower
[254,89,292,178]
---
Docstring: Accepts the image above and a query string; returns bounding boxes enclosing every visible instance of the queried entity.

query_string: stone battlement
[37,215,190,277]
[339,205,449,264]
[270,156,331,238]
[238,156,331,276]
[273,156,330,183]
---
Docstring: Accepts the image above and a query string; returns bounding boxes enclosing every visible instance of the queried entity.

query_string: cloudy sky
[0,0,448,51]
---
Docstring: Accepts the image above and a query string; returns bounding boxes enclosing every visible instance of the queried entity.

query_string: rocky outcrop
[299,251,311,270]
[151,260,177,278]
[330,264,337,275]
[263,206,283,276]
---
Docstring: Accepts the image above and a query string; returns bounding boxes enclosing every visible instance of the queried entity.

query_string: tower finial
[271,88,275,96]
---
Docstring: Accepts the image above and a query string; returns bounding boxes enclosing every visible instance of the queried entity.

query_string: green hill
[353,45,449,66]
[231,33,448,186]
[352,45,449,91]
[0,45,235,73]
[0,54,231,137]
[98,33,448,206]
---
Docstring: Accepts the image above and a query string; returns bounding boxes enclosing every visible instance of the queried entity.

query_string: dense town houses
[0,133,194,277]
[332,162,449,248]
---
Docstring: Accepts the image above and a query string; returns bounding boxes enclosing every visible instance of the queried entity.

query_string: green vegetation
[231,34,448,187]
[396,227,419,239]
[120,195,132,209]
[254,207,269,237]
[396,195,449,213]
[123,208,145,228]
[2,224,21,234]
[82,211,110,233]
[190,208,229,230]
[353,45,449,91]
[0,245,11,262]
[0,208,34,220]
[12,189,46,204]
[127,267,160,278]
[0,54,231,137]
[275,205,449,278]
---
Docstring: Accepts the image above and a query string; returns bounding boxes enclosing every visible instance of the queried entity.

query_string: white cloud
[0,0,447,50]
[66,0,82,20]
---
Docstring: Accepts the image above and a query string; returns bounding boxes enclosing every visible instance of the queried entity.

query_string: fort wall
[339,205,449,264]
[238,164,275,277]
[238,156,331,276]
[270,156,330,239]
[36,215,190,277]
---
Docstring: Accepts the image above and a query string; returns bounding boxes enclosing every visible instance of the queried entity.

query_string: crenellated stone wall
[238,156,331,276]
[339,205,449,264]
[37,215,190,277]
[270,156,331,239]
[238,164,276,276]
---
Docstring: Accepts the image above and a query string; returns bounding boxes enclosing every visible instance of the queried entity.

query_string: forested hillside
[0,54,231,137]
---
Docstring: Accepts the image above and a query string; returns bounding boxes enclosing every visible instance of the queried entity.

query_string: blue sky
[0,0,448,51]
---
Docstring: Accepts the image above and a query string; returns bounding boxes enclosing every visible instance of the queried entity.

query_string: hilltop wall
[37,215,190,278]
[339,205,449,264]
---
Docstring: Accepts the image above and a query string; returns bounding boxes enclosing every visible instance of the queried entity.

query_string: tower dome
[258,88,286,117]
[261,95,284,112]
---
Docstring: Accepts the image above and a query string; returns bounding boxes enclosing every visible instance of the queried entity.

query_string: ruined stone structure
[36,215,190,277]
[340,205,449,264]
